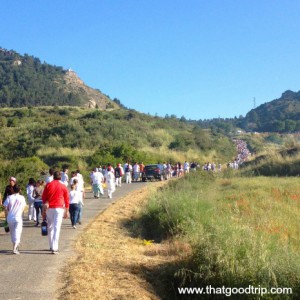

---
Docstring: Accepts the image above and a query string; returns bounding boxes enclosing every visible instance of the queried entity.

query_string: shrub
[0,156,48,193]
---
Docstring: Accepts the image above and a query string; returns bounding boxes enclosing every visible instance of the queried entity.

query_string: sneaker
[78,221,82,225]
[72,225,76,229]
[13,245,20,255]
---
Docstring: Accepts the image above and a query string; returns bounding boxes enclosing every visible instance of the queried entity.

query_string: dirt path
[0,182,148,300]
[59,181,186,300]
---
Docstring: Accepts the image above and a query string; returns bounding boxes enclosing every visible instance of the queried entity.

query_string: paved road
[0,182,148,300]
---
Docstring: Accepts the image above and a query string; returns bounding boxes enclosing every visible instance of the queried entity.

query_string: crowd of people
[234,139,251,163]
[0,161,198,255]
[90,161,202,186]
[1,140,251,255]
[1,169,82,255]
[1,163,150,255]
[227,139,251,169]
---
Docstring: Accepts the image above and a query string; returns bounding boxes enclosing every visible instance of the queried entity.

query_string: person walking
[139,162,145,179]
[90,168,104,198]
[69,183,80,229]
[133,162,140,182]
[76,169,84,186]
[105,166,116,199]
[45,168,54,184]
[42,171,69,254]
[183,161,190,174]
[190,161,197,172]
[114,163,123,187]
[166,163,172,179]
[2,176,17,206]
[3,185,26,255]
[60,168,69,187]
[218,163,222,172]
[75,170,85,225]
[26,178,36,222]
[33,180,45,226]
[124,162,132,184]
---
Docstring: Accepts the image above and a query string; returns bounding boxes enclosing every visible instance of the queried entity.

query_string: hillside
[241,90,300,132]
[0,106,236,192]
[195,90,300,134]
[0,48,118,109]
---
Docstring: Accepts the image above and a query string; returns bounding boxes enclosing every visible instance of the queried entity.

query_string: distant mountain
[0,47,118,109]
[241,90,300,132]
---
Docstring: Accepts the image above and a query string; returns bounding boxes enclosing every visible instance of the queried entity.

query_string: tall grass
[138,172,300,297]
[36,147,94,158]
[241,151,300,177]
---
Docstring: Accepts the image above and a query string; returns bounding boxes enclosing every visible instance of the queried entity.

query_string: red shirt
[42,180,69,209]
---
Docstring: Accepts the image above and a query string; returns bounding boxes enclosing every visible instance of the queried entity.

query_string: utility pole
[253,97,256,109]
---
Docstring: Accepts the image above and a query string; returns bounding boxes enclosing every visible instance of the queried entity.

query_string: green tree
[285,119,296,132]
[273,120,285,132]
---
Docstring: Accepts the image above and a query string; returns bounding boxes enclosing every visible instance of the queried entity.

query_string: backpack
[116,167,124,177]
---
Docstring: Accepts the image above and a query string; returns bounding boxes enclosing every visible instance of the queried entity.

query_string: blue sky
[1,0,300,120]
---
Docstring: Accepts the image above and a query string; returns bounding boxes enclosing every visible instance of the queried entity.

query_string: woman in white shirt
[3,185,26,254]
[69,183,81,229]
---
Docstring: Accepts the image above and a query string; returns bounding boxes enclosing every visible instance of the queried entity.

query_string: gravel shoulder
[59,180,184,300]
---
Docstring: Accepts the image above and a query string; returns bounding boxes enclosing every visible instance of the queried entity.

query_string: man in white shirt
[133,162,140,182]
[45,168,54,184]
[124,162,132,184]
[104,167,115,199]
[61,168,69,187]
[183,161,190,174]
[26,178,36,222]
[76,170,84,184]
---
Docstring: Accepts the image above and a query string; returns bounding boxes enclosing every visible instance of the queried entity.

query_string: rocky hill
[0,47,118,109]
[63,69,117,109]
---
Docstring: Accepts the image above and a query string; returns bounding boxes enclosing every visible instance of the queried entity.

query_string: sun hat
[9,177,16,183]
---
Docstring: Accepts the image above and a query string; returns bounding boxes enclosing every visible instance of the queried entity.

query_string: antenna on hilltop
[253,97,256,109]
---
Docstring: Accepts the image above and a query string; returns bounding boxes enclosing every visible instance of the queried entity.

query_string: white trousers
[28,199,36,221]
[115,177,122,187]
[46,208,64,251]
[8,220,23,245]
[125,172,131,184]
[107,181,116,198]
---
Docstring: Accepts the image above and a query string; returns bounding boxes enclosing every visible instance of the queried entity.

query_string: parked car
[142,164,167,182]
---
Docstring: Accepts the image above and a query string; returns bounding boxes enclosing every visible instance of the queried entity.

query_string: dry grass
[36,147,94,157]
[59,181,187,300]
[140,145,214,163]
